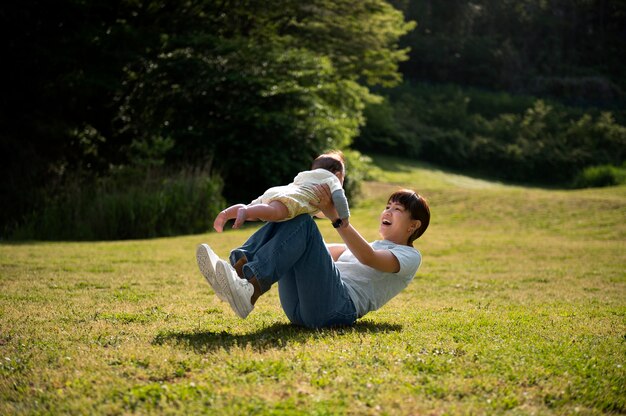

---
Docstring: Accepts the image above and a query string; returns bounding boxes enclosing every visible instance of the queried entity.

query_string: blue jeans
[229,215,357,328]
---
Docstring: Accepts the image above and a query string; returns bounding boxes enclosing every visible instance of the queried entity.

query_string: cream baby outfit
[249,168,350,221]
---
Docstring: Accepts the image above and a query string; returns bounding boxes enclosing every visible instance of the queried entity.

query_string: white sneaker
[196,244,226,301]
[215,259,254,319]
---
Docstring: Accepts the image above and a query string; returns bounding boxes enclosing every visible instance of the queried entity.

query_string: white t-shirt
[336,240,421,317]
[292,169,343,193]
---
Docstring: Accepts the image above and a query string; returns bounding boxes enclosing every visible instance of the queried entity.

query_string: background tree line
[395,0,625,102]
[356,0,626,185]
[1,0,624,240]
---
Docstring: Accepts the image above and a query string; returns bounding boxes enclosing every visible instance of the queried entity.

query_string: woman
[196,186,430,328]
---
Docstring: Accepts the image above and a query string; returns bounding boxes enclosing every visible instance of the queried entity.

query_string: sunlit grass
[1,155,625,414]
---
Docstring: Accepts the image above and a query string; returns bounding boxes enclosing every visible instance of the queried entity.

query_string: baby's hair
[311,150,345,175]
[388,189,430,246]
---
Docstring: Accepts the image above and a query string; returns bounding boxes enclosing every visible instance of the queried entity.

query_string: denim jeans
[229,214,357,328]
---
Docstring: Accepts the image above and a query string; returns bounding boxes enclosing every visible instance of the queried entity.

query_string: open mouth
[382,219,392,226]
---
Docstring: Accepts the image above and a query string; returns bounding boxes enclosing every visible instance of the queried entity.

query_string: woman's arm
[312,185,400,273]
[326,243,347,261]
[334,223,400,273]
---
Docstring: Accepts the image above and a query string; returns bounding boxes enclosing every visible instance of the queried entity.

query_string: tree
[116,0,414,200]
[1,0,414,232]
[392,0,626,100]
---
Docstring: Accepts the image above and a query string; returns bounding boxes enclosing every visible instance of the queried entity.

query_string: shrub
[341,149,381,204]
[356,82,626,185]
[11,167,224,241]
[572,164,626,188]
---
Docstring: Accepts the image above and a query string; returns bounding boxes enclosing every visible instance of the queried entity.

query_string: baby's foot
[213,211,227,233]
[233,207,247,229]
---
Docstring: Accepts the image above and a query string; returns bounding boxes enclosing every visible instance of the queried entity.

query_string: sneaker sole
[215,260,252,319]
[196,244,226,301]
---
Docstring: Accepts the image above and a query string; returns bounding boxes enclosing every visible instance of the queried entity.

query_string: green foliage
[395,0,626,102]
[120,37,376,201]
[1,1,413,234]
[287,0,416,87]
[113,0,414,202]
[356,82,626,185]
[11,167,224,241]
[572,164,626,188]
[341,149,381,203]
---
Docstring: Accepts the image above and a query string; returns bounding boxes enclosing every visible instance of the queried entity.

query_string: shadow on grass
[153,320,402,353]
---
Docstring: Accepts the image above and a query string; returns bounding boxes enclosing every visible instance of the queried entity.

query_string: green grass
[1,155,625,415]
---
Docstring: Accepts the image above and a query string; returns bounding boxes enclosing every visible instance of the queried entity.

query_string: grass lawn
[1,155,625,415]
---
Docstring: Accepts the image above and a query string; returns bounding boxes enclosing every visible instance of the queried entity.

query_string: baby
[213,150,350,232]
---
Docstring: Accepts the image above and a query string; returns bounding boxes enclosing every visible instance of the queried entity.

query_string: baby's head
[312,150,346,185]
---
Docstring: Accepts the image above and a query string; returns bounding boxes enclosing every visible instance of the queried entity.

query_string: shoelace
[235,278,250,288]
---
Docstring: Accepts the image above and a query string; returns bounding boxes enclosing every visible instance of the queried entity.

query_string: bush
[356,82,626,185]
[572,164,626,188]
[11,167,224,241]
[341,149,381,204]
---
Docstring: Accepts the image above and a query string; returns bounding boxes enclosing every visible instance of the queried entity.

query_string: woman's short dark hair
[388,189,430,246]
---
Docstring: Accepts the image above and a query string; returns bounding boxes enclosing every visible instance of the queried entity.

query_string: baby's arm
[324,174,350,220]
[331,188,350,220]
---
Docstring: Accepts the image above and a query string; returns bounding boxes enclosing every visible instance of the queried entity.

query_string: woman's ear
[410,220,421,233]
[335,171,345,185]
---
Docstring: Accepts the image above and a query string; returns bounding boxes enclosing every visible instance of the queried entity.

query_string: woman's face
[379,200,419,245]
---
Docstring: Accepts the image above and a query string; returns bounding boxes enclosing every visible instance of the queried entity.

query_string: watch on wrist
[332,218,343,228]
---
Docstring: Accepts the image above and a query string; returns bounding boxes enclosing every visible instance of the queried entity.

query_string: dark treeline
[394,0,626,105]
[1,1,625,239]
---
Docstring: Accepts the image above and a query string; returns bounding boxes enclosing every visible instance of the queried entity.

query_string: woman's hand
[310,184,339,220]
[313,187,401,273]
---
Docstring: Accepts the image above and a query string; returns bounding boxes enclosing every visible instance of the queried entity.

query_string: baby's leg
[233,201,289,228]
[213,204,246,232]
